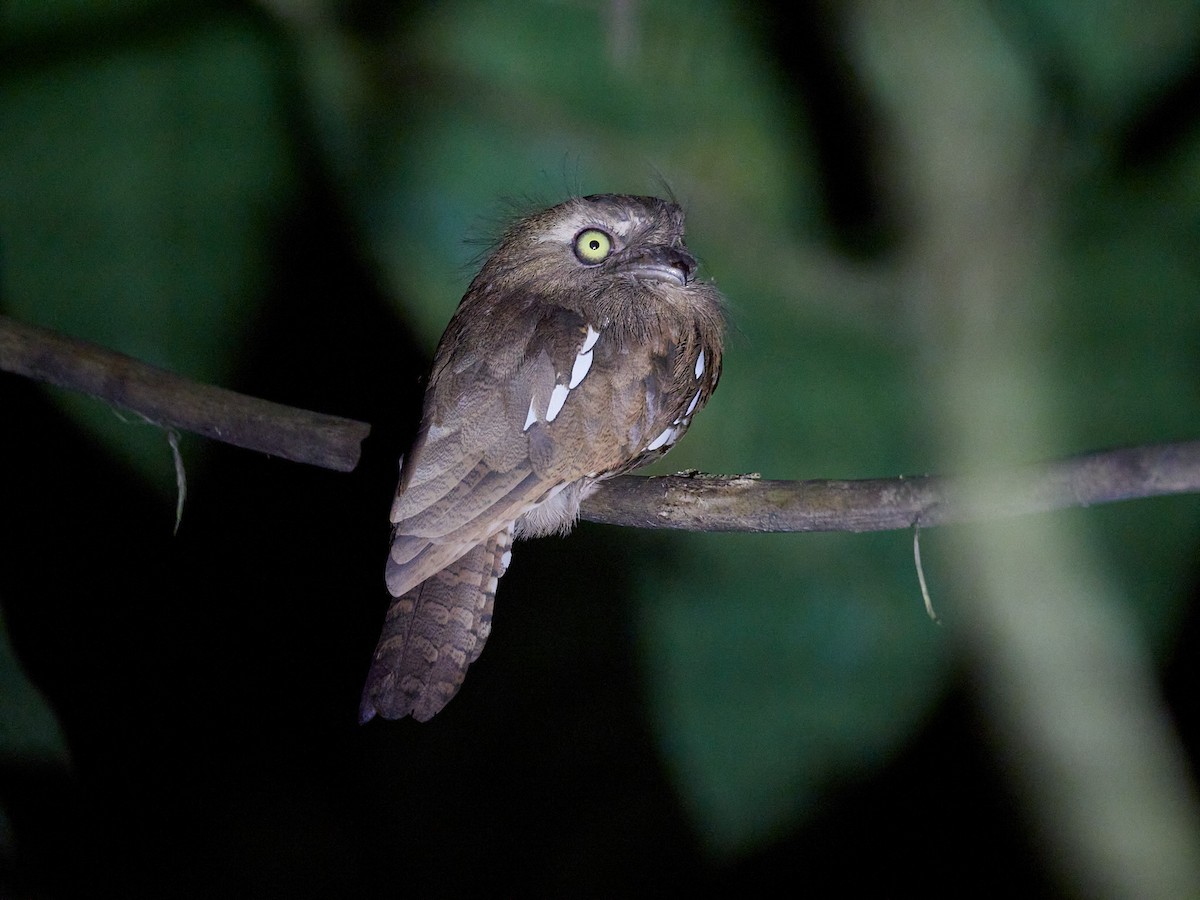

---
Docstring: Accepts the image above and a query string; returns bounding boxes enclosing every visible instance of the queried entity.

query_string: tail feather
[360,528,512,722]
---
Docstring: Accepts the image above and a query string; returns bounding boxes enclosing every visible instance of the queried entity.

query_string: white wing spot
[545,384,570,422]
[500,550,512,571]
[568,347,593,389]
[646,426,676,451]
[581,324,601,353]
[523,397,538,432]
[694,349,705,380]
[685,388,702,417]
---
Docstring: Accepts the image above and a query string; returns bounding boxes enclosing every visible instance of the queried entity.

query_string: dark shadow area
[3,2,1199,896]
[0,158,1074,899]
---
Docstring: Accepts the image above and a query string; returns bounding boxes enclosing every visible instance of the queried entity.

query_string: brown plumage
[360,194,726,722]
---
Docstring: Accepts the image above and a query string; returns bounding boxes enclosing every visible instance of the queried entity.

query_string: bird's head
[474,194,707,317]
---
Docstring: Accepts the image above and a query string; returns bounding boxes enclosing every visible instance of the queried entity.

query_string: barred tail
[359,529,512,722]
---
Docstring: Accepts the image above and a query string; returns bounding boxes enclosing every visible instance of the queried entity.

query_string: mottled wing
[383,299,592,597]
[385,297,717,590]
[364,289,719,721]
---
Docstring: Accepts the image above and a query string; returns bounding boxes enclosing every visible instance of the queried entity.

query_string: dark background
[2,1,1199,896]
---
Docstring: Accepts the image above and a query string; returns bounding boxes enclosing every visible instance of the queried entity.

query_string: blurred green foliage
[2,0,1198,858]
[1,9,296,485]
[0,613,65,760]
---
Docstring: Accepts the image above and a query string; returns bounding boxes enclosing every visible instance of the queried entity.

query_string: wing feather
[386,291,720,599]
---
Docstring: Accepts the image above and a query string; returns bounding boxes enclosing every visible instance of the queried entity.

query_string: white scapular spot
[545,384,570,422]
[569,345,594,388]
[500,550,512,570]
[529,326,600,429]
[646,426,676,451]
[694,349,705,380]
[581,324,600,353]
[685,388,702,417]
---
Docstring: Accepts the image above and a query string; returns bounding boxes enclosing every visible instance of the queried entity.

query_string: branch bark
[4,313,1199,532]
[582,442,1200,531]
[0,314,369,472]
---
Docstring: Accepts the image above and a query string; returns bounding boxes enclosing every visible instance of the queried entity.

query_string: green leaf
[998,0,1200,141]
[0,608,68,764]
[0,13,296,490]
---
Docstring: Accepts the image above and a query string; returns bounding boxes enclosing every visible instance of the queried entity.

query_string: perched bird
[360,194,725,722]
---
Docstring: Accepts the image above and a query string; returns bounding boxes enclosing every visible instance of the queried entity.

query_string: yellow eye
[573,228,613,264]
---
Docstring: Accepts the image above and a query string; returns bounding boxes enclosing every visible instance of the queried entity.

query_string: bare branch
[3,313,1199,531]
[0,314,369,472]
[581,442,1200,531]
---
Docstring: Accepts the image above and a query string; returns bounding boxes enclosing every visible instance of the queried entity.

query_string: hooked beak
[618,246,697,286]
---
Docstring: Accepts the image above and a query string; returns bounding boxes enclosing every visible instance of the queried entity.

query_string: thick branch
[3,313,1199,529]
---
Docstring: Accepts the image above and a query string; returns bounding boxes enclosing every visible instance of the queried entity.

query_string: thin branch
[3,313,1199,529]
[0,314,369,472]
[581,442,1200,531]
